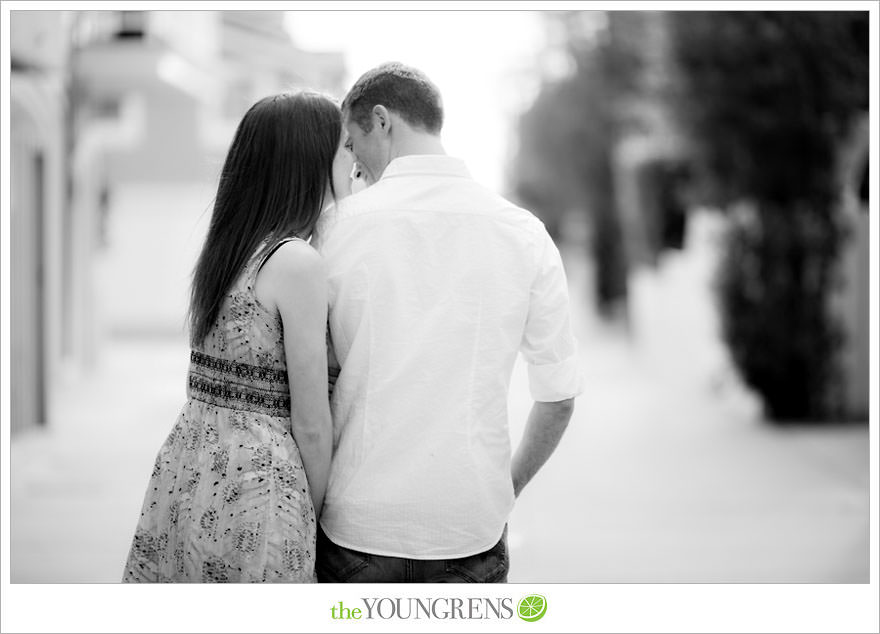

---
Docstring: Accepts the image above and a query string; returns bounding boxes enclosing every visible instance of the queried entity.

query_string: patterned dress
[123,238,317,583]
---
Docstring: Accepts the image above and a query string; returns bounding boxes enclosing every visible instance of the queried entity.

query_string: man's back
[317,155,581,559]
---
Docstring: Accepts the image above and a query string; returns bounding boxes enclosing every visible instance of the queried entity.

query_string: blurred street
[10,209,869,584]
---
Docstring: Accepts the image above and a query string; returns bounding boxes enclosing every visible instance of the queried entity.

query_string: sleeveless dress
[123,238,317,583]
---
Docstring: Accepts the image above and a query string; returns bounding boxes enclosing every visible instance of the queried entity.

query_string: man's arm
[511,398,574,497]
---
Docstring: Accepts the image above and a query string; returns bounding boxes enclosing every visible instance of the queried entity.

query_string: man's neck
[389,132,446,161]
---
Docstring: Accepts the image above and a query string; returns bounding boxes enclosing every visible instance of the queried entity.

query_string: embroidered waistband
[188,350,289,417]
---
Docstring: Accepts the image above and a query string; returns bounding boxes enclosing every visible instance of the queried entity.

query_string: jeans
[316,526,509,583]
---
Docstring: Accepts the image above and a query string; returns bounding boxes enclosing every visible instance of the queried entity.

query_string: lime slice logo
[517,594,547,622]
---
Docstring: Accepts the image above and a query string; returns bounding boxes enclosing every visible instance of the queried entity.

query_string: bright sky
[285,10,547,193]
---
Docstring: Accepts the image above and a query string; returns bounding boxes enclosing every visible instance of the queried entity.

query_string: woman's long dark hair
[189,91,342,346]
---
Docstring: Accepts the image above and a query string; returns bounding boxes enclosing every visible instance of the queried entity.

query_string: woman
[123,91,353,582]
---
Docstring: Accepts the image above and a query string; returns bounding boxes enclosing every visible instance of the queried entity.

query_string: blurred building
[9,10,346,433]
[10,11,71,435]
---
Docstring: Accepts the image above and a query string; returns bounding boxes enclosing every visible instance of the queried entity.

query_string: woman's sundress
[123,238,317,583]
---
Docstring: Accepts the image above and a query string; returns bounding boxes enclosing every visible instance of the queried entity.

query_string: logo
[517,594,547,622]
[330,598,514,621]
[328,594,549,622]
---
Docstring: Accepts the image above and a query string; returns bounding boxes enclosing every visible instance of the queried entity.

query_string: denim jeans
[316,526,509,583]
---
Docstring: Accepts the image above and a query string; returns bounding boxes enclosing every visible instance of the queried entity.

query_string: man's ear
[372,105,391,134]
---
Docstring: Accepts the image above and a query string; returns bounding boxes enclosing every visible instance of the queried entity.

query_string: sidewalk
[506,221,869,583]
[11,336,191,582]
[9,213,870,583]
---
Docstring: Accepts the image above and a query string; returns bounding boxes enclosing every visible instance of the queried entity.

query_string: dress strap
[252,236,305,278]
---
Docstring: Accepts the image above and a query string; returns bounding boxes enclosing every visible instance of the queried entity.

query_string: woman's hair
[189,90,342,346]
[342,62,443,134]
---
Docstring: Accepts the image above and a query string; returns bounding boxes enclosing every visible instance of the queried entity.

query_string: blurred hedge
[668,12,868,421]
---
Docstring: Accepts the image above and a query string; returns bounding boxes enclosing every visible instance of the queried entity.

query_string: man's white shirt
[313,155,583,559]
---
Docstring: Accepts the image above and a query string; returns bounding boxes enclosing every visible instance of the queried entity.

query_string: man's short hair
[342,62,443,134]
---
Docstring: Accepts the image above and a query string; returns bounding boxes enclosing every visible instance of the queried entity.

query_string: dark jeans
[316,526,509,583]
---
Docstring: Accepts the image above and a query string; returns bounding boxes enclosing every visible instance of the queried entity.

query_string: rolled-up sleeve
[520,229,584,402]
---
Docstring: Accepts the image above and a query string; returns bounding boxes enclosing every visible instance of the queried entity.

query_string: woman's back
[122,89,344,584]
[123,238,318,583]
[188,240,295,418]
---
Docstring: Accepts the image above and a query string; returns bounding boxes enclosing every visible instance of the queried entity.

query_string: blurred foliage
[668,12,868,208]
[511,12,653,316]
[668,12,869,421]
[513,10,868,421]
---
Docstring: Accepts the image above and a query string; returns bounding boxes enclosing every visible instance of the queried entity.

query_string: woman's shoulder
[258,238,325,288]
[253,238,326,314]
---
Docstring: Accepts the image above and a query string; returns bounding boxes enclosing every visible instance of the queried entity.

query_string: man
[313,62,583,582]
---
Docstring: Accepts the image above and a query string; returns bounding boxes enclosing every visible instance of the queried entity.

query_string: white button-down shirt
[313,155,583,559]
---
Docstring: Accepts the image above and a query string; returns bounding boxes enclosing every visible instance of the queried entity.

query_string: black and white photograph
[1,3,877,633]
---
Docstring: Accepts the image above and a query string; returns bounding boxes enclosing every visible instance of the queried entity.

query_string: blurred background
[7,9,871,583]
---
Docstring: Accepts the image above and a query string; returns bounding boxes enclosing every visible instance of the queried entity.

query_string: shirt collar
[379,155,472,181]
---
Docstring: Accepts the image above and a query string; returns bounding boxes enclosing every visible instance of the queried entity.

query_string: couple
[122,62,583,583]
